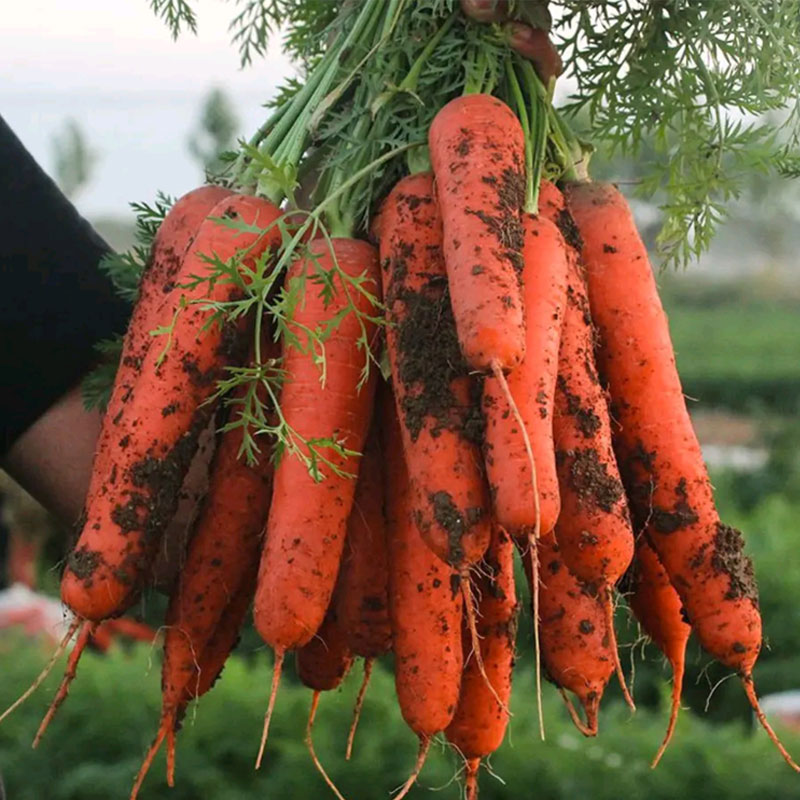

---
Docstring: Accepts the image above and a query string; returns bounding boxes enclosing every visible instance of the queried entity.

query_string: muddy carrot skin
[63,194,283,622]
[384,391,464,739]
[91,185,233,489]
[254,238,381,653]
[567,180,798,770]
[525,531,614,735]
[482,213,567,539]
[429,94,527,372]
[446,524,517,761]
[551,253,634,591]
[378,172,491,570]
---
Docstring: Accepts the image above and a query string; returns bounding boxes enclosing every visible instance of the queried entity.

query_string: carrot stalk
[0,617,80,724]
[32,620,97,747]
[345,658,373,761]
[255,649,284,770]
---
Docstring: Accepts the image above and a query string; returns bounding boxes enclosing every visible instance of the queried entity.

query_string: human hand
[460,0,563,84]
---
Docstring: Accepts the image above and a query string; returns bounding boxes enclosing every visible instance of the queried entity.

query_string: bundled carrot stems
[4,1,800,798]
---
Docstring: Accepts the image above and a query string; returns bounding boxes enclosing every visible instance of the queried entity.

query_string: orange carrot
[627,539,690,767]
[132,566,259,799]
[446,524,517,793]
[336,425,391,659]
[525,531,614,735]
[130,371,274,797]
[62,193,282,622]
[567,179,797,769]
[538,181,635,707]
[482,212,567,539]
[90,186,233,487]
[335,424,391,758]
[429,94,526,372]
[384,388,463,797]
[253,238,380,767]
[378,172,490,571]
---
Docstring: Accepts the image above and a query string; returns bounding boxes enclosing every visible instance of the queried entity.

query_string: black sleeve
[0,114,130,454]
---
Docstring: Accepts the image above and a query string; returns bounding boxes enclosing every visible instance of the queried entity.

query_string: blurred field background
[2,2,800,798]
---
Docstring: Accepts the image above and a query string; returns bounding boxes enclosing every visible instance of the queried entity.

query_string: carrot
[335,424,391,758]
[627,539,690,767]
[297,606,354,800]
[377,172,496,712]
[90,185,233,489]
[131,566,259,799]
[62,193,282,623]
[566,179,798,769]
[482,212,567,539]
[384,388,463,798]
[253,238,380,767]
[130,374,274,797]
[336,424,391,657]
[446,524,517,796]
[536,181,635,708]
[429,94,526,372]
[378,172,491,570]
[525,531,614,735]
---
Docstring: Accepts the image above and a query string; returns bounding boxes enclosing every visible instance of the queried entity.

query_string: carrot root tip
[392,737,430,800]
[742,676,800,772]
[345,658,373,761]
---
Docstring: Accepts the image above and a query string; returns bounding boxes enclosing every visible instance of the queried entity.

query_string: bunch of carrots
[2,22,797,800]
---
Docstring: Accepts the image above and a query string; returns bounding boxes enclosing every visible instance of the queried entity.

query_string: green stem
[464,46,489,95]
[521,61,551,210]
[506,59,534,212]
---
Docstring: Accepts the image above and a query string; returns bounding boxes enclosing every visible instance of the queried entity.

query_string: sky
[1,0,295,217]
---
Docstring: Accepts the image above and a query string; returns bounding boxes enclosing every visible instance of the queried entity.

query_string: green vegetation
[661,280,800,414]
